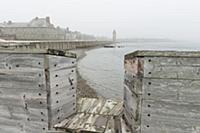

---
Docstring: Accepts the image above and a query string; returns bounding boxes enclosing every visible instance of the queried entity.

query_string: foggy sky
[1,0,200,41]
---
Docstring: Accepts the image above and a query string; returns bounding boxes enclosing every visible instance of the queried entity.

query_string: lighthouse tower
[113,30,116,42]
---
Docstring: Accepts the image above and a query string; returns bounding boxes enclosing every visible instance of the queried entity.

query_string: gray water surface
[78,42,200,100]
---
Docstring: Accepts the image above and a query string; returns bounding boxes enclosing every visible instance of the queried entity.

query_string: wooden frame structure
[124,50,200,133]
[0,49,77,133]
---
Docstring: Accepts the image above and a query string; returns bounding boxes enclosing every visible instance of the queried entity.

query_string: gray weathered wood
[143,78,200,102]
[0,51,77,133]
[125,50,200,58]
[141,100,200,133]
[124,50,200,133]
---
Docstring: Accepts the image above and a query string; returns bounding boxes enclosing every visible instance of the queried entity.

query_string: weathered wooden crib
[124,50,200,133]
[0,48,128,133]
[0,49,77,133]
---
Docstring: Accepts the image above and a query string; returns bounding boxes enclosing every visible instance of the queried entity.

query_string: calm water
[78,42,200,100]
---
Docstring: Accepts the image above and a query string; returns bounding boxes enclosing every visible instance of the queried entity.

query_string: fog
[1,0,200,41]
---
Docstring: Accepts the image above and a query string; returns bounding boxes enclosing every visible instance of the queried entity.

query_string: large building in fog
[0,17,67,40]
[0,17,96,41]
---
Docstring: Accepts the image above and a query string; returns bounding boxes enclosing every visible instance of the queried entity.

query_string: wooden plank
[144,57,200,67]
[100,99,123,116]
[0,104,47,123]
[49,75,76,90]
[55,113,108,132]
[144,57,200,79]
[124,85,141,120]
[0,95,25,107]
[120,118,132,133]
[77,98,100,113]
[49,67,76,81]
[0,117,24,130]
[47,55,76,71]
[104,117,115,133]
[141,99,200,133]
[124,58,144,78]
[144,65,200,79]
[0,125,24,133]
[24,121,48,133]
[143,78,200,102]
[0,68,45,82]
[5,54,44,69]
[77,98,123,116]
[124,75,143,95]
[25,97,47,109]
[50,102,76,127]
[123,108,139,133]
[50,93,76,109]
[0,48,76,58]
[25,108,48,123]
[125,50,200,58]
[50,84,76,98]
[46,131,66,133]
[0,88,47,98]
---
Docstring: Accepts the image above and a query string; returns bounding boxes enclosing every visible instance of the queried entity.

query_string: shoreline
[70,47,99,98]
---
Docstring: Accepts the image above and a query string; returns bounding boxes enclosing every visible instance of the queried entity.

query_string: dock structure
[0,49,77,133]
[2,47,200,133]
[124,50,200,133]
[0,48,129,133]
[0,40,113,50]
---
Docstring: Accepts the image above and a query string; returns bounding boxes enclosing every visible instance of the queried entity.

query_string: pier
[1,48,200,133]
[0,40,113,50]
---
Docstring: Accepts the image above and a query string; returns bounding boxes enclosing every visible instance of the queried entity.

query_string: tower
[113,30,116,42]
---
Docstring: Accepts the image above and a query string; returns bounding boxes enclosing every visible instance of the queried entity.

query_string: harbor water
[78,42,200,100]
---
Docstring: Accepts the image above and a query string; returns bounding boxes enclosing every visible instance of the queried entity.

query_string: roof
[0,22,28,27]
[125,50,200,59]
[0,17,54,28]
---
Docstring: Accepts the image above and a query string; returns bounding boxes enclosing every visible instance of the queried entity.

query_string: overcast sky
[0,0,200,41]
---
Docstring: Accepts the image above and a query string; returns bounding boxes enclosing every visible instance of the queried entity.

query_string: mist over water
[78,42,200,100]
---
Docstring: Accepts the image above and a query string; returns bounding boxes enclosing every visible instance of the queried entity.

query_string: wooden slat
[143,78,200,102]
[141,100,200,133]
[104,117,115,133]
[120,118,132,133]
[144,57,200,67]
[0,54,44,69]
[0,125,24,133]
[77,98,123,116]
[125,50,200,58]
[50,102,76,127]
[124,85,141,120]
[25,97,47,109]
[144,57,200,79]
[50,95,76,109]
[47,55,76,71]
[0,95,25,107]
[124,75,143,95]
[55,113,107,133]
[124,58,144,78]
[25,108,48,122]
[24,121,48,133]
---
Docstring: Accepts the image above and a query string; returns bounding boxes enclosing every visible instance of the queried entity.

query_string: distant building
[0,17,98,41]
[113,30,116,42]
[0,17,66,40]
